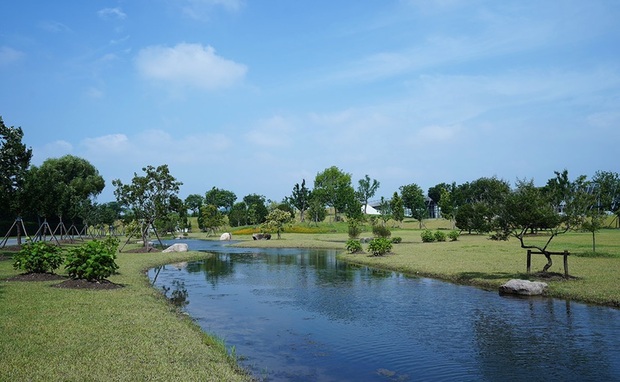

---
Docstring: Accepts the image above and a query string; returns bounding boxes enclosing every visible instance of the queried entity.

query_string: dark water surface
[148,240,620,382]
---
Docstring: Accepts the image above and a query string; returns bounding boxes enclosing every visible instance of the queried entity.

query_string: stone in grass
[499,279,548,296]
[162,243,189,253]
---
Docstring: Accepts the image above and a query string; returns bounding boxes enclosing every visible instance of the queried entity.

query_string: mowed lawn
[0,248,249,382]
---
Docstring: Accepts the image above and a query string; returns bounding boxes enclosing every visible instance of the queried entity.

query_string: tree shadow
[456,271,519,282]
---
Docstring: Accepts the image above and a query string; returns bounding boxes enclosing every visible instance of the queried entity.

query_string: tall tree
[0,117,33,244]
[390,192,404,225]
[228,202,248,227]
[243,194,268,225]
[289,179,311,222]
[313,166,353,221]
[262,208,293,239]
[356,175,380,214]
[204,187,236,213]
[28,155,105,234]
[184,194,204,217]
[199,204,225,236]
[400,183,426,228]
[113,164,182,246]
[592,170,620,227]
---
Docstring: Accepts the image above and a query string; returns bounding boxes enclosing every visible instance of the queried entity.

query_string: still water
[148,240,620,382]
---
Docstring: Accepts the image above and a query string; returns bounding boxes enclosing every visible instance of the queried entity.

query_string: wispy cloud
[0,46,24,66]
[135,43,247,90]
[97,8,127,21]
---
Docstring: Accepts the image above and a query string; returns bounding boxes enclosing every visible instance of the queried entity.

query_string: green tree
[390,192,404,225]
[307,195,327,225]
[438,183,458,228]
[501,172,594,273]
[356,175,380,214]
[204,187,236,213]
[289,179,311,222]
[184,194,204,217]
[0,117,33,244]
[262,208,293,239]
[112,164,182,246]
[400,183,426,228]
[592,170,620,227]
[28,155,105,238]
[199,204,225,236]
[243,194,268,225]
[314,166,353,221]
[228,202,247,227]
[455,177,510,234]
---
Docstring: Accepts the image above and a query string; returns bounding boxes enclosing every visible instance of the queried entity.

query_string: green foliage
[421,230,435,243]
[199,204,225,235]
[348,219,363,239]
[372,224,391,238]
[13,242,64,274]
[65,237,120,281]
[434,230,447,242]
[391,236,402,244]
[262,208,293,239]
[345,239,363,253]
[448,230,460,241]
[367,237,393,256]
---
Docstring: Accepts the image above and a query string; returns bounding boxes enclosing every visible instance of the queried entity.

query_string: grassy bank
[0,247,249,382]
[233,227,620,308]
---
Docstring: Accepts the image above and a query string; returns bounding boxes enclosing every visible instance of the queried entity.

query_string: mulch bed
[6,272,123,290]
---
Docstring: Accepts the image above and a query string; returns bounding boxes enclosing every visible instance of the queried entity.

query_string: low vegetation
[0,245,249,382]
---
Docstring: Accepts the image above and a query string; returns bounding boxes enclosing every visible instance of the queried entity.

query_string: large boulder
[220,232,232,241]
[252,233,272,240]
[162,243,189,253]
[499,279,548,296]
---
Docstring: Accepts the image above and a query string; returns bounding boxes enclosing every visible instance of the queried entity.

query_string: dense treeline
[2,116,619,245]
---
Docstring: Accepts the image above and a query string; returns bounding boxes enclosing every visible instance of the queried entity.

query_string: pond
[148,239,620,382]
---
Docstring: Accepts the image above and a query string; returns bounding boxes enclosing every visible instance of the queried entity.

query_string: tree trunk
[542,253,553,272]
[592,231,596,252]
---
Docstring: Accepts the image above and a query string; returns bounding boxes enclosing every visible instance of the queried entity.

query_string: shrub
[421,230,435,243]
[13,242,64,274]
[448,230,460,241]
[345,239,363,253]
[434,230,447,242]
[372,224,391,238]
[391,236,402,244]
[65,237,120,281]
[348,219,362,239]
[367,237,392,256]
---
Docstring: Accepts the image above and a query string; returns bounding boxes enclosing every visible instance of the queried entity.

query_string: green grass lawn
[0,247,249,382]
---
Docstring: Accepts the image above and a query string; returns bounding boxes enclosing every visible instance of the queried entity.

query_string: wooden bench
[526,250,570,278]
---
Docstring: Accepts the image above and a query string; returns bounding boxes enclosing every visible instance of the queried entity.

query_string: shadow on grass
[455,271,519,282]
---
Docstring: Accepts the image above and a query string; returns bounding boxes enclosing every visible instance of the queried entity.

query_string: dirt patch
[6,272,123,290]
[52,278,123,290]
[123,246,161,253]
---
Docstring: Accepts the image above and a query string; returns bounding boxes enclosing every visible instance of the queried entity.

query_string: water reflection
[149,240,620,382]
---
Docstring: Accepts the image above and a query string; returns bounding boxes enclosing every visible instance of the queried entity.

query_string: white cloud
[0,46,24,66]
[135,43,247,90]
[244,116,295,148]
[98,8,127,21]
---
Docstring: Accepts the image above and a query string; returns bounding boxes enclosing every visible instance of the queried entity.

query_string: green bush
[367,237,393,256]
[421,230,435,243]
[65,237,120,281]
[345,239,363,253]
[372,224,391,238]
[391,236,402,244]
[348,219,363,239]
[448,230,460,241]
[434,230,447,242]
[12,242,64,274]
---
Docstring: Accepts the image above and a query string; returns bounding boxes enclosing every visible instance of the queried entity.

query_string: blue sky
[1,0,619,204]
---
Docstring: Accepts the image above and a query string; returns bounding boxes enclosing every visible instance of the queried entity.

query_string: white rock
[162,243,189,253]
[499,279,548,296]
[219,232,232,241]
